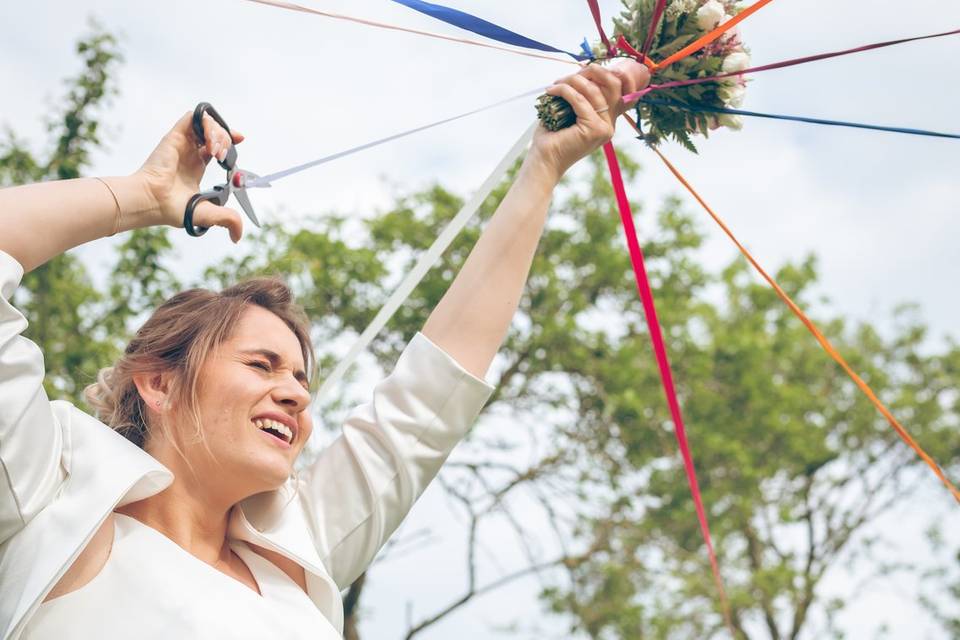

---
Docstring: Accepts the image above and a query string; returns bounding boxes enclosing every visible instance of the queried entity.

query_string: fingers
[553,60,652,125]
[200,112,236,163]
[544,83,613,138]
[568,74,611,118]
[550,70,610,125]
[610,60,651,108]
[579,65,623,116]
[192,201,244,244]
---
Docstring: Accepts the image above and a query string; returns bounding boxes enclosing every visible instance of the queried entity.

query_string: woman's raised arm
[0,111,244,273]
[421,61,650,379]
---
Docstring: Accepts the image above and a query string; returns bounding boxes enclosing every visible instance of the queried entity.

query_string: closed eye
[247,360,271,372]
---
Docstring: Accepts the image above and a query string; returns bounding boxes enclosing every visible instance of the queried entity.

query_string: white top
[23,514,340,639]
[0,247,496,640]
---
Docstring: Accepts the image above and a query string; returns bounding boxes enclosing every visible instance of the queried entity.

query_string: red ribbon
[588,2,734,630]
[602,143,734,626]
[586,0,612,50]
[640,0,668,58]
[615,35,656,68]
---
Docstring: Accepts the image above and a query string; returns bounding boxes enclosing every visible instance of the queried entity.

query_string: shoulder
[43,513,115,602]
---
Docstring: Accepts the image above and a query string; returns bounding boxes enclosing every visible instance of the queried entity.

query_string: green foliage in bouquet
[611,0,747,152]
[535,1,748,152]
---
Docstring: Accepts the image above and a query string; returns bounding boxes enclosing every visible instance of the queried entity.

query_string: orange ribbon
[649,0,776,72]
[624,116,960,504]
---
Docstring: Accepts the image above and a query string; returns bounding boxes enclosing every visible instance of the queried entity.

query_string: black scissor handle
[183,186,229,237]
[192,102,237,171]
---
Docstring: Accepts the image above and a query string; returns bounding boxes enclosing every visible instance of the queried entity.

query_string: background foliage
[5,25,958,640]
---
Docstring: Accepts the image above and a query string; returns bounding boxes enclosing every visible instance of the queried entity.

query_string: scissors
[183,102,270,237]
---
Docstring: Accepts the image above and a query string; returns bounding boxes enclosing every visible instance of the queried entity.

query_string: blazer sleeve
[0,249,66,544]
[299,332,494,588]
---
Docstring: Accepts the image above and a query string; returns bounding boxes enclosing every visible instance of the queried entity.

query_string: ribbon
[640,0,668,58]
[650,0,777,72]
[615,35,656,68]
[585,0,612,49]
[623,116,960,505]
[390,0,590,61]
[602,142,736,630]
[316,123,537,399]
[247,87,544,187]
[242,0,579,66]
[588,3,735,630]
[625,27,960,103]
[638,98,960,140]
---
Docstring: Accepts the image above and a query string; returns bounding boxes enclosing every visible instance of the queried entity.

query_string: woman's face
[180,305,314,498]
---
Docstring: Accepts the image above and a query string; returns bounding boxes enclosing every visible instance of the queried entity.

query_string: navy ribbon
[390,0,590,61]
[640,98,960,140]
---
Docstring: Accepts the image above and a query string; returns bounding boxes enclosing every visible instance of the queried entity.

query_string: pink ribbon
[623,26,960,103]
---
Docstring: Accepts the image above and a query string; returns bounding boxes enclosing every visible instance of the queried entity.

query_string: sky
[2,0,959,638]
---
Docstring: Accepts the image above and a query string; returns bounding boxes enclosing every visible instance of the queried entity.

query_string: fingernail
[212,142,221,157]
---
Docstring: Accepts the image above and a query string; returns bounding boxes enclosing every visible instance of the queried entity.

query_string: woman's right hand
[136,111,246,242]
[529,60,650,182]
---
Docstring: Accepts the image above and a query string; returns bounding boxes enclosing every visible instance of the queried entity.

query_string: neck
[116,464,239,566]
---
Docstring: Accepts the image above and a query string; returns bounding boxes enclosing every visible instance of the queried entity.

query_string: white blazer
[0,249,494,639]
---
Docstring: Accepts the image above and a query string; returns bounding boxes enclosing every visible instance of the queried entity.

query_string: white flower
[719,82,746,107]
[718,113,743,130]
[696,0,726,30]
[667,0,698,20]
[722,51,751,73]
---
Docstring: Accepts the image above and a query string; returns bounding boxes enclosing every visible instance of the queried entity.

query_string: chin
[232,457,294,496]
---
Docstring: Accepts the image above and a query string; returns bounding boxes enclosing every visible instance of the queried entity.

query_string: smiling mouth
[253,418,293,445]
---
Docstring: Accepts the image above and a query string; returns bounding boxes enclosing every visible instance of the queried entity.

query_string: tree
[2,22,180,405]
[12,24,959,640]
[202,148,960,638]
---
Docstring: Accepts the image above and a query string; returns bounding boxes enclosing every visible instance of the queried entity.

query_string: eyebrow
[240,349,309,386]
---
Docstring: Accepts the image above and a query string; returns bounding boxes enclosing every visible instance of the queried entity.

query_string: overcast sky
[3,1,959,638]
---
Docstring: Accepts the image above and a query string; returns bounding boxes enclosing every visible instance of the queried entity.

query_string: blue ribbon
[580,38,596,60]
[390,0,590,61]
[640,98,960,140]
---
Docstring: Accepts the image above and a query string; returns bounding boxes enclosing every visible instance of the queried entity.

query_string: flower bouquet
[536,0,750,152]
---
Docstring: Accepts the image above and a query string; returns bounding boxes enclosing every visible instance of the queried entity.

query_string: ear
[133,371,171,414]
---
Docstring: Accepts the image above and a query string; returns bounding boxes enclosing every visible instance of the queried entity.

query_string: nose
[272,373,311,412]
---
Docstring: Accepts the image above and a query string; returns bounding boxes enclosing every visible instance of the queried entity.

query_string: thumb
[191,201,244,243]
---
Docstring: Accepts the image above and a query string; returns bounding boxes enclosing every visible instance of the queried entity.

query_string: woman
[0,61,649,639]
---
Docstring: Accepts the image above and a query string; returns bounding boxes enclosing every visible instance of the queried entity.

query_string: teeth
[253,418,293,443]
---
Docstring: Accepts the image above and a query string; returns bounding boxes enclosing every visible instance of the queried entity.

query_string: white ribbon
[315,121,537,399]
[249,89,543,188]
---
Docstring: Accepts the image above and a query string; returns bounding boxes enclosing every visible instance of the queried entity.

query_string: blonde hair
[84,278,314,462]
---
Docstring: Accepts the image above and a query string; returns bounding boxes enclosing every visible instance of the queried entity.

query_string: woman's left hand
[137,111,247,242]
[529,60,650,181]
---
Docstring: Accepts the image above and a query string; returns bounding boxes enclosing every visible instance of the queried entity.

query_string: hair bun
[84,366,118,421]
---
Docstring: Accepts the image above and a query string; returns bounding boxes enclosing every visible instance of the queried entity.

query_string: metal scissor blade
[241,171,272,190]
[233,187,261,228]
